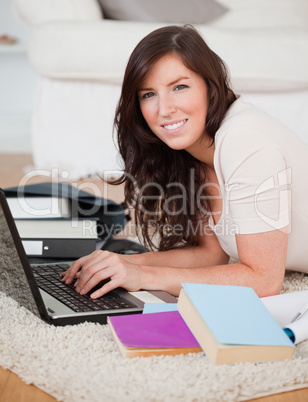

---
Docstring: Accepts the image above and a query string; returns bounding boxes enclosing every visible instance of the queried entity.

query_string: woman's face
[138,53,209,154]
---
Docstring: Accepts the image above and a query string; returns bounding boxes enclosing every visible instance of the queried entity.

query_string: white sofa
[13,0,308,178]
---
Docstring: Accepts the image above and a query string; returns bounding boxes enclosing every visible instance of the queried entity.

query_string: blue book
[142,303,178,314]
[178,284,295,365]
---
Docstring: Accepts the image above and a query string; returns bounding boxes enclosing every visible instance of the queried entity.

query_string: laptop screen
[0,201,41,317]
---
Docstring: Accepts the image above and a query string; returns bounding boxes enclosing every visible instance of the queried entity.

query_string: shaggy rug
[0,271,308,402]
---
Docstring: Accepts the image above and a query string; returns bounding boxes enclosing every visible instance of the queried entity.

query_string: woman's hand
[60,250,144,299]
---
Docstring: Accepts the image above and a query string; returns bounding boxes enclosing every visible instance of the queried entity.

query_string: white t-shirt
[208,97,308,273]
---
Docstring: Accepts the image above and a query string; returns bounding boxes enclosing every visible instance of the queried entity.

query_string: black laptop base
[0,188,177,327]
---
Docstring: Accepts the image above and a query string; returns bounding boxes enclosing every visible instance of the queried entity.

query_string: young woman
[61,25,308,299]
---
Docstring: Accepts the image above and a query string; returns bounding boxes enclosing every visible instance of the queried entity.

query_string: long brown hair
[113,25,236,251]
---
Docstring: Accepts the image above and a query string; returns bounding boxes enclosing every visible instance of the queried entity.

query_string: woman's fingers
[90,277,123,299]
[60,250,143,298]
[76,264,111,294]
[78,267,118,297]
[60,250,111,284]
[74,252,117,290]
[60,259,83,284]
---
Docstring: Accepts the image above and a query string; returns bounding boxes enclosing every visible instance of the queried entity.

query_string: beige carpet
[0,271,308,402]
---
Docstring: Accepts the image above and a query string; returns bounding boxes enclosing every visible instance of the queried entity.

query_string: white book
[15,219,98,239]
[261,290,308,344]
[7,197,71,219]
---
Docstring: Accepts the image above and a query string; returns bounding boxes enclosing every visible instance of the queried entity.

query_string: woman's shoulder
[215,97,293,151]
[215,99,270,151]
[219,97,275,132]
[213,98,291,178]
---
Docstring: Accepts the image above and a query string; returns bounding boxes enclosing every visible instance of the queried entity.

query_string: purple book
[108,310,200,348]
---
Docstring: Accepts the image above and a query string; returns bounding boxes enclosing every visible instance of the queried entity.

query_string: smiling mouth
[163,119,187,131]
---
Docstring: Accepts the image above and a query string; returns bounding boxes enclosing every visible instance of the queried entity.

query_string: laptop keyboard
[31,263,136,313]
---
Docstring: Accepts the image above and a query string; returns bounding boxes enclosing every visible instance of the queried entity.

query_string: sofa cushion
[98,0,228,24]
[214,0,308,29]
[12,0,102,26]
[28,20,308,92]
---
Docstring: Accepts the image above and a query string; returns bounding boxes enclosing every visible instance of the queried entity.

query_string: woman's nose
[158,95,176,117]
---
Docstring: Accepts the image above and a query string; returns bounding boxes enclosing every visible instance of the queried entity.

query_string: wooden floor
[0,366,56,402]
[0,153,307,402]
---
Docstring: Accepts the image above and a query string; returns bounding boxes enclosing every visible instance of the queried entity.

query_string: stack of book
[7,195,98,258]
[107,284,301,365]
[177,283,295,365]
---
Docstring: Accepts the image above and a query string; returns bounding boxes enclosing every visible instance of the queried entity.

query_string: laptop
[0,189,177,326]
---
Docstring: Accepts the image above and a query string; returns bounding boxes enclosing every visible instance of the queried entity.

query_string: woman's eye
[175,84,188,91]
[142,92,155,99]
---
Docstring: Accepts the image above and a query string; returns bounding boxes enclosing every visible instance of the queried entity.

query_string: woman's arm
[61,227,287,299]
[138,228,288,297]
[123,227,229,268]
